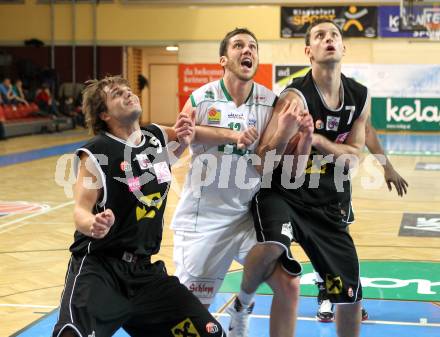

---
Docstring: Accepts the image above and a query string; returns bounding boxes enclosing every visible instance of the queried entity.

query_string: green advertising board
[220,261,440,301]
[372,97,440,131]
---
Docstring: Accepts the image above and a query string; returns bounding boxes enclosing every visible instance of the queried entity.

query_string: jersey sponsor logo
[325,274,343,294]
[153,161,172,184]
[172,318,200,337]
[281,222,293,241]
[136,192,163,220]
[248,118,257,127]
[207,108,221,125]
[255,95,266,101]
[315,119,324,130]
[206,322,219,334]
[227,112,245,120]
[127,177,141,192]
[135,154,152,170]
[335,131,350,144]
[119,161,131,172]
[188,281,215,298]
[326,116,340,131]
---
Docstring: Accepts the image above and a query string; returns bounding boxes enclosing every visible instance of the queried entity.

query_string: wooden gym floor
[0,128,439,336]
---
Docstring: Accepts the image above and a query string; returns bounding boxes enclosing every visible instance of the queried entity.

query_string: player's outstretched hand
[174,109,196,146]
[90,209,115,239]
[384,166,408,197]
[237,127,258,150]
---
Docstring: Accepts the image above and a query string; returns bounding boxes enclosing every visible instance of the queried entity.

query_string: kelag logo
[221,261,440,301]
[372,97,440,131]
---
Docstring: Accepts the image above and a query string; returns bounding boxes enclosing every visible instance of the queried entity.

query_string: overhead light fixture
[166,45,179,52]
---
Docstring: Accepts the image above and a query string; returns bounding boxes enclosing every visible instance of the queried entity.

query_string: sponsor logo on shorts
[208,108,221,125]
[281,222,293,241]
[172,318,200,337]
[326,116,340,131]
[325,274,343,295]
[189,281,215,298]
[206,322,219,334]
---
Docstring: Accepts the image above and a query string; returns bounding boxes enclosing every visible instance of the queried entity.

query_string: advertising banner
[274,64,440,131]
[281,6,377,38]
[372,97,440,131]
[379,6,430,38]
[178,64,272,110]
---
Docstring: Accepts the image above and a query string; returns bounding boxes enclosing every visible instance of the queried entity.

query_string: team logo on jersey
[135,154,152,170]
[172,318,200,337]
[206,322,219,334]
[204,90,214,100]
[335,132,350,144]
[315,119,324,130]
[136,192,163,220]
[348,287,354,298]
[325,274,343,294]
[326,116,340,131]
[119,161,131,172]
[127,177,141,192]
[207,107,221,125]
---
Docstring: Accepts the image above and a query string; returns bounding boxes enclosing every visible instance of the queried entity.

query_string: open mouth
[326,45,336,51]
[241,58,253,69]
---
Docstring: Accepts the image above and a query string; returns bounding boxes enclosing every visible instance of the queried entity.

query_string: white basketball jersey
[171,79,276,231]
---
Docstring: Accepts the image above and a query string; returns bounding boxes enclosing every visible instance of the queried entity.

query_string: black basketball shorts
[252,189,362,304]
[52,254,225,337]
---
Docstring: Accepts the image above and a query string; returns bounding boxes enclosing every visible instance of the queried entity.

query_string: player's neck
[311,63,341,97]
[222,74,253,107]
[108,122,142,145]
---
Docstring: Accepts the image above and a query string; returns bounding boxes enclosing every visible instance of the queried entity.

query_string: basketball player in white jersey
[171,28,305,337]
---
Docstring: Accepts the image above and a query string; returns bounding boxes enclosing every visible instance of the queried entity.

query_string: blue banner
[379,6,429,38]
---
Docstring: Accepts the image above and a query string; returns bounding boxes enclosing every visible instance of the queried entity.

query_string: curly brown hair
[82,76,130,135]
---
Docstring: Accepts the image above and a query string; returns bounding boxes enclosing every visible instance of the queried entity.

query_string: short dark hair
[82,75,129,135]
[305,19,343,46]
[219,28,258,57]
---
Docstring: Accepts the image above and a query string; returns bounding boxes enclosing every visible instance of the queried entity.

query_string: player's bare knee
[268,265,300,297]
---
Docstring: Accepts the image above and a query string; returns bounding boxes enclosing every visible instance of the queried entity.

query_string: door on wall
[149,64,178,125]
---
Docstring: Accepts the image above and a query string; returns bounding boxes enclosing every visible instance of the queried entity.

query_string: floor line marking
[0,304,57,309]
[0,201,74,230]
[213,312,440,327]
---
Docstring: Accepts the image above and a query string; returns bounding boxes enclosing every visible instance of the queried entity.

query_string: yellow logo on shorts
[325,274,343,294]
[172,318,200,337]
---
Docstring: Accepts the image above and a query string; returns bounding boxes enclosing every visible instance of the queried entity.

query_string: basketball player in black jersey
[233,19,372,337]
[52,76,225,337]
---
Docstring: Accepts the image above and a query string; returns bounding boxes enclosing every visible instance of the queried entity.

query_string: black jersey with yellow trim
[69,124,171,257]
[271,70,368,207]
